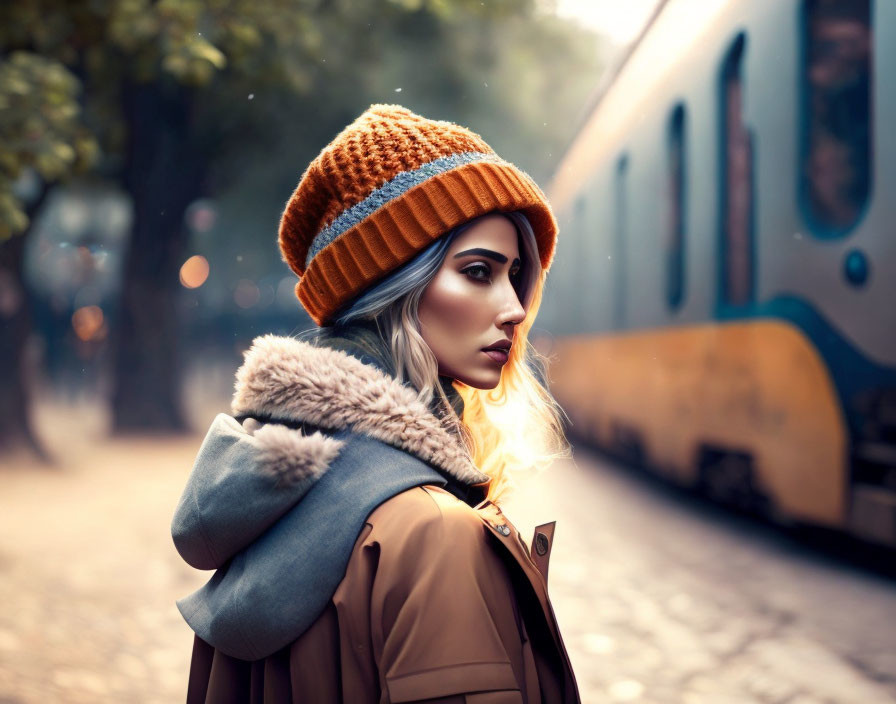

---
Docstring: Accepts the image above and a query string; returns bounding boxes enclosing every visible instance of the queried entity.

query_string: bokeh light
[233,279,260,308]
[180,255,210,289]
[185,199,218,233]
[276,276,298,309]
[71,305,106,342]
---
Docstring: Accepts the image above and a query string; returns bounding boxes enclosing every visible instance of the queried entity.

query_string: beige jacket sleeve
[366,487,529,703]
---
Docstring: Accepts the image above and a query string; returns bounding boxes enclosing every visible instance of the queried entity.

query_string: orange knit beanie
[278,103,558,326]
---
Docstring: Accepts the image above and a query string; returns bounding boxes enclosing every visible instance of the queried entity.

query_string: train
[540,0,896,547]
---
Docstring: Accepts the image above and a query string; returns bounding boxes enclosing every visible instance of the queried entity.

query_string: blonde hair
[330,211,570,504]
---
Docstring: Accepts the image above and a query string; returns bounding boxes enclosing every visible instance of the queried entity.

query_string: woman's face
[418,213,526,389]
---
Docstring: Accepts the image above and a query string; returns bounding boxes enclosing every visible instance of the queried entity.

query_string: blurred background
[1,0,894,702]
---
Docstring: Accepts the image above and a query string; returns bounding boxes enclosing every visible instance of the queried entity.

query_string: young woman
[172,104,580,703]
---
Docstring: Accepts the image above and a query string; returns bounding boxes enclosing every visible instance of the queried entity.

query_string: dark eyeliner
[461,262,491,281]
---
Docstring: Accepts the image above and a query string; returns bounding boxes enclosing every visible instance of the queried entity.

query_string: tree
[1,0,605,440]
[0,51,96,456]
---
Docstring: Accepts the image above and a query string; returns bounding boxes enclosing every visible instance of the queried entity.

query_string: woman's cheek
[420,276,482,372]
[423,272,468,325]
[436,283,478,330]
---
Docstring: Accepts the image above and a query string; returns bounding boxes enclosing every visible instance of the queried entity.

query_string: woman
[172,104,580,703]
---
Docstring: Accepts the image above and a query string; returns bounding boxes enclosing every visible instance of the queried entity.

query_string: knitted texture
[278,104,558,326]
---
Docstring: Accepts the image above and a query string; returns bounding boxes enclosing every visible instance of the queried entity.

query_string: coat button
[535,531,549,555]
[496,524,511,536]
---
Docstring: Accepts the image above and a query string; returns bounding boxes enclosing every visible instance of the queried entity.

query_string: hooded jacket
[172,327,580,703]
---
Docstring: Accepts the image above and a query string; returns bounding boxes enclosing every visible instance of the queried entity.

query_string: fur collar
[231,334,489,487]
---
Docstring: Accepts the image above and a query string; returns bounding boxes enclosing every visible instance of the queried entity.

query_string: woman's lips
[482,349,509,365]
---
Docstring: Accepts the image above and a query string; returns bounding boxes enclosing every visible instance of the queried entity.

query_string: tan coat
[174,334,579,703]
[186,485,578,703]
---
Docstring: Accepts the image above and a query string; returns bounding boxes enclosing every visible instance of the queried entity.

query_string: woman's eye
[462,264,491,282]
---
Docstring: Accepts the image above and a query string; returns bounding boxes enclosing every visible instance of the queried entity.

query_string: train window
[719,33,755,306]
[801,0,872,237]
[613,154,628,328]
[666,104,687,310]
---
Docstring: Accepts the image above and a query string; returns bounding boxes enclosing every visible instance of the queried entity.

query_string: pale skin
[418,213,526,390]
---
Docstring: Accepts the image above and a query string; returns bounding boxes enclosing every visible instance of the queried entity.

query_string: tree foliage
[0,51,96,238]
[0,0,561,238]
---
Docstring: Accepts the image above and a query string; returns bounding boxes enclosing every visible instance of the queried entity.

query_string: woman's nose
[496,281,525,328]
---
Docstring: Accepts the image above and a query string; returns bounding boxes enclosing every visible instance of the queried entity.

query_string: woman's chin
[452,368,502,390]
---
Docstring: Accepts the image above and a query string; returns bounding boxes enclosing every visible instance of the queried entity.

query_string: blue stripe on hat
[305,151,506,267]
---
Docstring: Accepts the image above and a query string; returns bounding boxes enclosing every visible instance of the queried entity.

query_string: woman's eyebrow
[452,248,509,264]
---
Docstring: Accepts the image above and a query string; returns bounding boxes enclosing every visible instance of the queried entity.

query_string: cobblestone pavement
[502,445,896,704]
[0,424,208,703]
[1,401,894,703]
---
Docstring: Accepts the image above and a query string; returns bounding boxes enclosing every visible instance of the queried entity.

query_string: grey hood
[172,334,489,660]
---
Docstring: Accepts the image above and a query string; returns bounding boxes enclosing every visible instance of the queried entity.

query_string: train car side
[544,0,896,546]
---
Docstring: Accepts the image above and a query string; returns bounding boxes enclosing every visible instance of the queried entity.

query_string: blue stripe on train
[716,296,896,436]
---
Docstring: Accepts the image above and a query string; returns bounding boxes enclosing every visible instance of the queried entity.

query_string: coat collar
[314,321,466,422]
[231,334,489,487]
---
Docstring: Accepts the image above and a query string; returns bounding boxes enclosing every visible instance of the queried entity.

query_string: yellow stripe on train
[548,320,848,526]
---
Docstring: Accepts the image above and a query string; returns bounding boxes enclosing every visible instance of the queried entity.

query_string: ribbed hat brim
[296,160,557,326]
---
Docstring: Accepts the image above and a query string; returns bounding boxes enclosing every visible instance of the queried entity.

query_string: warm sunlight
[551,0,665,45]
